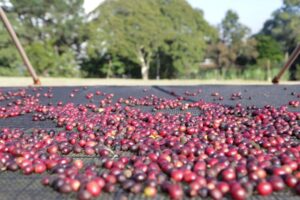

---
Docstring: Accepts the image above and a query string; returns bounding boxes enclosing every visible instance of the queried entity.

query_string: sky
[83,0,283,34]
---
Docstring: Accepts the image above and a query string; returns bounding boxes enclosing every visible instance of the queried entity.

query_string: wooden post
[272,44,300,84]
[267,59,271,82]
[156,53,160,80]
[106,57,112,79]
[0,7,41,85]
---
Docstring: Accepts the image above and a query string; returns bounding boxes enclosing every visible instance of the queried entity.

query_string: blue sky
[187,0,283,33]
[84,0,283,33]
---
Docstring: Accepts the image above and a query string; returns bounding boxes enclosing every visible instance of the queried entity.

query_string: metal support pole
[272,44,300,84]
[0,7,41,85]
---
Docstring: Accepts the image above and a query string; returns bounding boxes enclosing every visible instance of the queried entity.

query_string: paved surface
[0,85,299,200]
[0,77,299,87]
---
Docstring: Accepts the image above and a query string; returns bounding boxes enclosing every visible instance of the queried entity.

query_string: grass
[0,77,299,87]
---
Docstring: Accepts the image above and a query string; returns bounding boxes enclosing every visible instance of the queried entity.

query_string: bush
[197,63,290,81]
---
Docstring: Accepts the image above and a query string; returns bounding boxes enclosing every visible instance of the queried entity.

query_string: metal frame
[0,7,41,85]
[272,44,300,84]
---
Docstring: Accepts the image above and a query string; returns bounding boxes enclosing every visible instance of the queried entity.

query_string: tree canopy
[220,10,250,46]
[260,0,300,79]
[0,0,298,80]
[0,0,85,77]
[261,0,300,51]
[207,10,258,78]
[255,35,283,62]
[86,0,217,79]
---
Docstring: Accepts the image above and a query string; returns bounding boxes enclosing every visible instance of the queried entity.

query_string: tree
[0,8,24,75]
[0,0,85,77]
[208,10,257,77]
[81,53,132,78]
[87,0,164,80]
[220,10,257,69]
[255,35,283,62]
[158,5,217,79]
[261,0,300,79]
[261,0,300,50]
[87,0,216,80]
[220,10,250,46]
[207,40,230,77]
[26,41,79,77]
[232,38,257,68]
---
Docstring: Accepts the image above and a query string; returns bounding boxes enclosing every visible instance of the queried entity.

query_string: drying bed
[0,85,299,200]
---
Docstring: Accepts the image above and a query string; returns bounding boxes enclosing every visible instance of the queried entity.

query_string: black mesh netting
[0,85,299,200]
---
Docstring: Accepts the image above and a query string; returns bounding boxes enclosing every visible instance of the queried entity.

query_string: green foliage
[261,0,300,51]
[87,0,217,79]
[0,9,25,75]
[255,35,283,62]
[235,38,258,66]
[220,10,250,45]
[207,10,258,77]
[199,63,289,81]
[26,41,80,77]
[296,64,300,79]
[87,0,164,79]
[81,54,139,78]
[261,0,300,80]
[0,0,84,77]
[0,0,298,80]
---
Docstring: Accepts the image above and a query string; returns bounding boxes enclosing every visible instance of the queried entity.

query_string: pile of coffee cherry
[0,87,300,200]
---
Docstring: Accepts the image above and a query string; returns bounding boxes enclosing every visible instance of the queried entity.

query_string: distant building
[200,58,217,69]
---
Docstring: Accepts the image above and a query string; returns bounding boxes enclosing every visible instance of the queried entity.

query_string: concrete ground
[0,77,299,87]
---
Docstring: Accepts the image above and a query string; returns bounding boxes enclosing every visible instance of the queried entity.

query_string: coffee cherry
[86,180,101,197]
[144,186,157,197]
[171,170,184,182]
[257,181,273,196]
[34,163,46,174]
[168,184,183,200]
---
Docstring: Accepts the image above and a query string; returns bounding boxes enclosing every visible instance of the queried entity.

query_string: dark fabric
[0,85,299,200]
